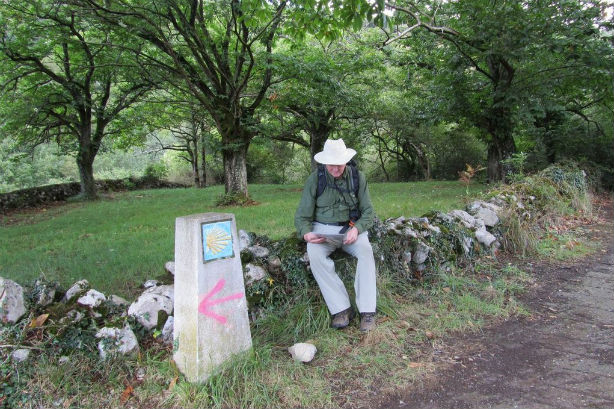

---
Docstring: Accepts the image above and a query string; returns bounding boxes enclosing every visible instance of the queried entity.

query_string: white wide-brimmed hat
[314,139,356,165]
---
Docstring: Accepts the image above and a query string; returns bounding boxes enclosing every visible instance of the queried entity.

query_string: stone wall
[0,178,188,213]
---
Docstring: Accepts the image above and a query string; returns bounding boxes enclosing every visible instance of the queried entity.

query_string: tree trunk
[215,107,252,198]
[376,140,390,181]
[486,133,516,183]
[192,149,201,187]
[484,54,516,183]
[199,133,207,187]
[77,149,97,200]
[223,143,249,197]
[309,125,330,171]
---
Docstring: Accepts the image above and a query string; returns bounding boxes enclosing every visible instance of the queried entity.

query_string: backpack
[315,159,360,199]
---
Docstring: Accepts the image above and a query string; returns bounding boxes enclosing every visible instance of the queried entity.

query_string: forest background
[0,0,613,197]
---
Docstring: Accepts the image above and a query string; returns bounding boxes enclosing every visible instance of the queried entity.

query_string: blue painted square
[202,220,234,262]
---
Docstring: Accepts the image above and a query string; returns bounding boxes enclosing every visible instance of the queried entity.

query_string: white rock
[109,295,129,306]
[402,251,412,265]
[239,230,252,251]
[245,263,267,286]
[95,325,140,359]
[475,228,497,247]
[128,285,174,330]
[288,342,317,362]
[449,210,477,229]
[77,289,106,308]
[462,236,474,255]
[65,310,84,323]
[143,280,159,289]
[473,218,486,231]
[475,207,499,227]
[267,256,282,271]
[248,245,270,258]
[468,200,501,214]
[164,261,175,275]
[402,227,419,238]
[0,277,26,323]
[426,224,441,234]
[34,279,56,307]
[161,316,174,345]
[413,242,433,265]
[12,348,30,363]
[59,356,70,364]
[62,279,90,303]
[468,202,500,227]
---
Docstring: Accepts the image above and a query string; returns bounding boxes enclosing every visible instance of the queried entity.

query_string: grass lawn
[2,180,601,409]
[0,181,484,297]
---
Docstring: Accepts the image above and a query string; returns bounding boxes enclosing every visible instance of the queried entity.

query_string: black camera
[339,208,361,234]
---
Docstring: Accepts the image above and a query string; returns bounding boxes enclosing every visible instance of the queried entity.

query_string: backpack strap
[315,160,359,198]
[316,164,327,198]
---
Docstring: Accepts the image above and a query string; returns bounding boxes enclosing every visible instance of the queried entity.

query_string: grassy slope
[3,181,603,409]
[0,181,483,297]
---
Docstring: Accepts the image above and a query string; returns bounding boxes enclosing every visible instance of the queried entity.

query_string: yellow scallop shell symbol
[206,227,231,255]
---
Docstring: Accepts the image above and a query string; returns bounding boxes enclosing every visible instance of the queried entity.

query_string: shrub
[143,162,168,182]
[491,163,591,254]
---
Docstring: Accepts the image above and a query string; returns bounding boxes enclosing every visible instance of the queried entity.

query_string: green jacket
[294,167,375,239]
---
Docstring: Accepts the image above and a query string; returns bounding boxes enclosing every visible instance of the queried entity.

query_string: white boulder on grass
[62,279,90,303]
[449,209,477,229]
[11,348,30,363]
[161,316,174,345]
[475,228,498,247]
[247,245,270,258]
[77,289,106,308]
[143,280,159,289]
[95,325,139,359]
[245,263,267,286]
[128,284,174,330]
[34,279,56,307]
[0,277,26,323]
[413,242,433,265]
[164,261,175,276]
[468,201,500,227]
[109,294,129,307]
[462,236,474,255]
[239,230,252,251]
[288,342,317,363]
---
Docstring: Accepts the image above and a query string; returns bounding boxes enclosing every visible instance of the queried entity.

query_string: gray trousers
[307,222,377,315]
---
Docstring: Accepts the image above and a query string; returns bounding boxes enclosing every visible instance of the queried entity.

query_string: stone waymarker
[173,213,252,383]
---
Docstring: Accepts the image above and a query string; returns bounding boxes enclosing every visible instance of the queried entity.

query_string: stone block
[0,277,26,323]
[288,342,317,362]
[173,213,252,383]
[96,325,139,359]
[128,285,174,330]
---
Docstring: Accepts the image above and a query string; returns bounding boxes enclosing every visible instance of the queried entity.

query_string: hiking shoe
[359,312,376,332]
[331,307,355,329]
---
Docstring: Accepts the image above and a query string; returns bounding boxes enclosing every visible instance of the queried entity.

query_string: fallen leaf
[425,330,435,339]
[120,385,134,405]
[168,376,179,392]
[29,313,49,328]
[408,362,424,368]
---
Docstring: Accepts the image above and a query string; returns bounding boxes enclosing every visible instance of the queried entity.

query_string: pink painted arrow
[198,279,244,324]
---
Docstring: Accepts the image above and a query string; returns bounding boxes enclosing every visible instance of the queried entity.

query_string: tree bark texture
[223,144,249,198]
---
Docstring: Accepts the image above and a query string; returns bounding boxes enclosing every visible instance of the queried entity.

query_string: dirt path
[379,202,614,409]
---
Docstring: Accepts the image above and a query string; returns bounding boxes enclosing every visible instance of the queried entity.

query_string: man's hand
[304,232,326,244]
[343,227,359,245]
